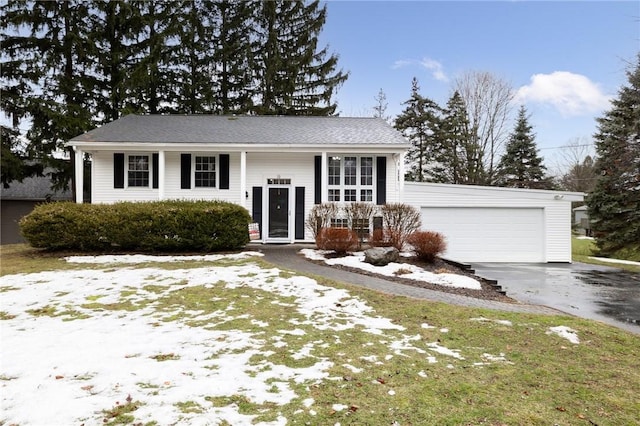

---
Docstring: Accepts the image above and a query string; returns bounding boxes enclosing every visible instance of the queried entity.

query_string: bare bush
[344,202,377,245]
[306,203,339,240]
[381,203,422,250]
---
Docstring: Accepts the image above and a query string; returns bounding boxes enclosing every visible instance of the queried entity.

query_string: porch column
[321,151,328,203]
[240,151,247,209]
[74,147,83,204]
[397,152,405,200]
[158,150,165,200]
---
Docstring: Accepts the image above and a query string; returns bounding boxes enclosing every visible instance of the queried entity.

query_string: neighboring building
[573,205,591,236]
[67,114,583,262]
[1,171,72,245]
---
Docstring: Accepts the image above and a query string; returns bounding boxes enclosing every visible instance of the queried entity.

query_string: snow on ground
[300,249,482,290]
[1,253,576,424]
[65,251,263,264]
[588,257,640,266]
[546,326,580,344]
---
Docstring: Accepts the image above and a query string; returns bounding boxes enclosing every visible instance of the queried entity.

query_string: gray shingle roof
[69,115,409,146]
[0,170,72,201]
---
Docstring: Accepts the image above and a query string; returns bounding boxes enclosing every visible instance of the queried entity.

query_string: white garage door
[420,207,545,262]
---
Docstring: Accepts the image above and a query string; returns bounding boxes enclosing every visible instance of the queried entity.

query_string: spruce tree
[587,55,640,256]
[254,0,348,115]
[432,91,472,184]
[1,0,95,189]
[395,77,441,182]
[211,0,257,114]
[496,106,551,189]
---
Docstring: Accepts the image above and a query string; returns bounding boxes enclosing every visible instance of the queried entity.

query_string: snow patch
[546,326,580,344]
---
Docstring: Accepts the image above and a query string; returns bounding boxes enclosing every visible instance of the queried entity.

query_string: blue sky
[319,0,639,171]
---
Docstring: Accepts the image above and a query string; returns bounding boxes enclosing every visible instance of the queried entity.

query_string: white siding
[404,182,580,263]
[245,152,316,241]
[92,151,158,204]
[90,150,403,242]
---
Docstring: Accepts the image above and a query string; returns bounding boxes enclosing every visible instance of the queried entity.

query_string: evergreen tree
[89,1,137,122]
[254,0,348,115]
[126,1,181,114]
[587,55,640,256]
[431,91,473,184]
[496,106,551,189]
[395,77,441,182]
[1,0,95,189]
[211,0,257,114]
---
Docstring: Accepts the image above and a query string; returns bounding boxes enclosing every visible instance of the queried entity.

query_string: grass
[2,246,639,425]
[572,237,640,272]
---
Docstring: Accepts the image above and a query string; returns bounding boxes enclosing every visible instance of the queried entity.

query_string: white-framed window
[195,155,216,187]
[327,155,375,202]
[128,155,149,187]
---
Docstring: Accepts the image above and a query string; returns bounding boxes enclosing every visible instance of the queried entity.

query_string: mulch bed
[302,251,517,303]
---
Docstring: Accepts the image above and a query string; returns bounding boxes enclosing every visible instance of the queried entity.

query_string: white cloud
[392,59,413,70]
[515,71,611,116]
[419,58,449,82]
[391,57,449,82]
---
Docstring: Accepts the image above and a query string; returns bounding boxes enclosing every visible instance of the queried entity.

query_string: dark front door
[268,187,289,239]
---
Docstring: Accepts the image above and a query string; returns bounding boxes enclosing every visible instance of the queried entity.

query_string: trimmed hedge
[19,200,251,252]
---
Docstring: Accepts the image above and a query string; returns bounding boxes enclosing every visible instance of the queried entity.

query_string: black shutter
[376,156,386,205]
[295,187,305,239]
[252,187,263,236]
[180,154,191,189]
[114,153,124,189]
[219,154,229,189]
[314,155,321,204]
[152,153,159,189]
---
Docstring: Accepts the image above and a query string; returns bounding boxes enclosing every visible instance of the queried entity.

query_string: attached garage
[403,182,584,263]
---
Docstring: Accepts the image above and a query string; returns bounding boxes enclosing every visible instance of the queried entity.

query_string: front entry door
[268,187,289,239]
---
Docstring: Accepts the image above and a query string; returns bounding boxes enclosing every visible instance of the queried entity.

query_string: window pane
[361,157,373,186]
[360,189,373,202]
[328,189,340,201]
[345,189,356,202]
[329,157,341,185]
[344,156,356,185]
[128,155,149,187]
[195,156,216,187]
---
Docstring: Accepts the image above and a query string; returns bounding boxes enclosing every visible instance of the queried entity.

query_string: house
[0,170,72,245]
[572,205,591,236]
[67,114,409,243]
[67,114,583,262]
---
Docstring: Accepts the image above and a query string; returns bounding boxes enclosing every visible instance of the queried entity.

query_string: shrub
[19,200,251,252]
[344,202,377,246]
[316,227,359,255]
[407,231,447,263]
[306,202,339,239]
[368,228,394,247]
[380,203,422,250]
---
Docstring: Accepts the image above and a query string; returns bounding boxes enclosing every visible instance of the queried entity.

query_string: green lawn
[1,244,639,425]
[572,237,640,272]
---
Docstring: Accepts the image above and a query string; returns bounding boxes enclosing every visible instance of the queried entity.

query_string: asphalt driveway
[470,261,640,334]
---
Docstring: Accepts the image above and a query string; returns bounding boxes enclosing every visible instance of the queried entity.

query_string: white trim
[158,150,165,200]
[240,151,247,209]
[74,147,83,203]
[321,152,328,203]
[264,182,294,243]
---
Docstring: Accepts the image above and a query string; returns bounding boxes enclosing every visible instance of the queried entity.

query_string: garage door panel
[420,207,544,262]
